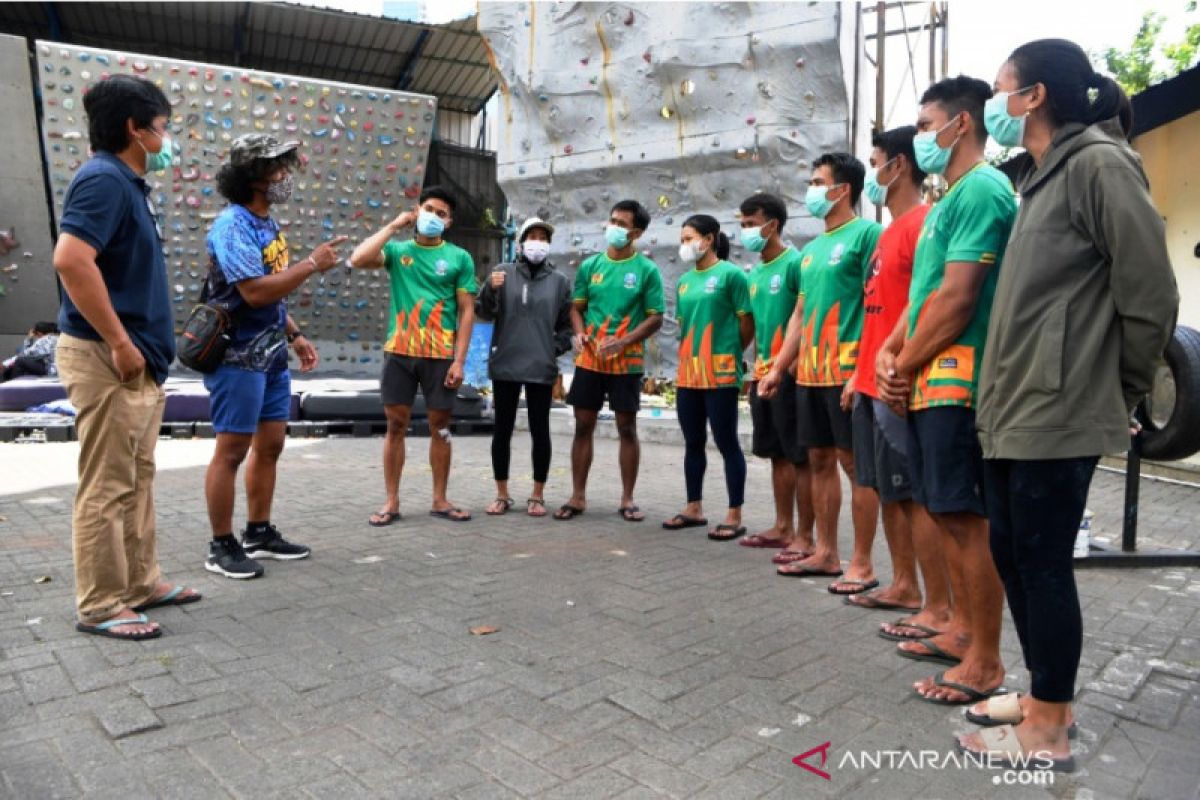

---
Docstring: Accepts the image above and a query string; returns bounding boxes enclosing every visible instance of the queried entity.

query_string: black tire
[1140,325,1200,461]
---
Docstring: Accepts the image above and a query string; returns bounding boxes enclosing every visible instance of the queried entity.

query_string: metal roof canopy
[0,1,497,114]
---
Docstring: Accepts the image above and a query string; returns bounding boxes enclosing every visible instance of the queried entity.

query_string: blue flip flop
[76,613,162,640]
[133,585,201,612]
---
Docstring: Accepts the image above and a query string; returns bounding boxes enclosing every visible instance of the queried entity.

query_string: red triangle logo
[792,741,832,780]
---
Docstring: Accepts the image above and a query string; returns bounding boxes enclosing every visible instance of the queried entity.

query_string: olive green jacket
[976,121,1179,460]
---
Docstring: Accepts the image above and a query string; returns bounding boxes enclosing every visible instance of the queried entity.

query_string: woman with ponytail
[662,215,754,540]
[967,39,1179,770]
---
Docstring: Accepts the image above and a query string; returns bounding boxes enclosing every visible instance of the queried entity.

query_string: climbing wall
[34,41,437,375]
[479,2,865,376]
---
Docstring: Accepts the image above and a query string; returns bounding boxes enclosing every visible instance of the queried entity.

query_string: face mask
[864,158,896,206]
[416,209,445,238]
[678,241,705,264]
[805,185,842,219]
[139,129,174,173]
[604,224,630,249]
[740,225,767,253]
[265,174,293,204]
[984,86,1034,148]
[913,116,961,176]
[522,239,550,264]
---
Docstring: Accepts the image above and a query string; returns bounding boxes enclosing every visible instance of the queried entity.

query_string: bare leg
[428,407,466,517]
[245,421,287,523]
[786,446,841,572]
[564,407,597,510]
[205,433,253,536]
[615,411,641,515]
[370,404,410,524]
[857,499,922,607]
[793,460,816,552]
[830,447,879,589]
[758,458,796,543]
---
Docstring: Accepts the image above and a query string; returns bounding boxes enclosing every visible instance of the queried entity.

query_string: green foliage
[1100,2,1200,95]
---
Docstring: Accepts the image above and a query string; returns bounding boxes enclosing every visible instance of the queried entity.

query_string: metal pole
[875,1,886,131]
[928,2,936,83]
[940,2,949,78]
[1122,433,1141,552]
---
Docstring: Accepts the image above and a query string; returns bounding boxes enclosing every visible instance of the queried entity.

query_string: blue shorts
[203,366,292,435]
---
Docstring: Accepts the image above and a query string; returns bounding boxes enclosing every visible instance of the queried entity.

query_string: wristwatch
[286,330,304,343]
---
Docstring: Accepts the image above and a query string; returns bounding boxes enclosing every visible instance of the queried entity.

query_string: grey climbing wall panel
[34,40,437,375]
[479,1,864,375]
[0,33,59,351]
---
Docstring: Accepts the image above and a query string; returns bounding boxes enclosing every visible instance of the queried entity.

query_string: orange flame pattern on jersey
[753,327,786,380]
[909,289,973,408]
[575,315,642,373]
[677,323,714,388]
[385,298,454,358]
[797,301,852,386]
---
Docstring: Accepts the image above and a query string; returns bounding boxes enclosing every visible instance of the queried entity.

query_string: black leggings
[492,380,554,484]
[984,456,1098,703]
[677,387,745,508]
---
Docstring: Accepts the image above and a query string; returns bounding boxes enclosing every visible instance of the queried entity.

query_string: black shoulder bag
[176,272,242,374]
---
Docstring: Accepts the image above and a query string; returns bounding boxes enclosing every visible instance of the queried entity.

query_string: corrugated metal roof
[0,1,496,113]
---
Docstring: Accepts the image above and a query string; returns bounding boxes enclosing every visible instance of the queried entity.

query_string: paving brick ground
[1,430,1198,799]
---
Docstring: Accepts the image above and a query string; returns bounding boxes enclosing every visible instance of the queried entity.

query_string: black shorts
[748,377,807,464]
[566,367,641,413]
[380,353,457,410]
[852,394,912,503]
[906,406,986,517]
[795,384,853,450]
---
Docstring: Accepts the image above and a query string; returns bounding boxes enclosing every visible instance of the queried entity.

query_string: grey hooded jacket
[475,258,573,385]
[976,120,1179,460]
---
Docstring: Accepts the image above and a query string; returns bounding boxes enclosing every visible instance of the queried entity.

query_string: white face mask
[678,242,705,264]
[522,239,550,263]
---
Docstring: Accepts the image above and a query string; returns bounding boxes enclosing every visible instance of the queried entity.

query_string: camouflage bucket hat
[230,133,300,167]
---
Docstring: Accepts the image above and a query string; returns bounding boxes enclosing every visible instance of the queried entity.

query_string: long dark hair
[1007,39,1123,128]
[682,214,730,260]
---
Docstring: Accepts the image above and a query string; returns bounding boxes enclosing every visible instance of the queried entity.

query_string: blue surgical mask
[805,185,842,219]
[984,86,1034,148]
[140,129,174,173]
[604,224,630,249]
[416,210,445,237]
[913,116,961,176]
[864,158,896,206]
[740,226,767,253]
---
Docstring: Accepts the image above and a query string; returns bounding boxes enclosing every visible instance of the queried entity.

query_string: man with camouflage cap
[202,133,347,579]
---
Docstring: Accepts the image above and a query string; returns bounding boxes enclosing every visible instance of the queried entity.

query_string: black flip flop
[618,505,644,523]
[827,578,880,596]
[554,504,585,521]
[878,619,942,642]
[76,613,161,641]
[777,566,844,578]
[844,592,922,611]
[707,524,747,541]
[915,671,1005,706]
[662,514,708,530]
[430,507,472,522]
[896,638,962,666]
[368,511,402,527]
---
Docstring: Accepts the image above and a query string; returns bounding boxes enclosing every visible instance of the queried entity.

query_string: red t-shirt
[855,204,929,398]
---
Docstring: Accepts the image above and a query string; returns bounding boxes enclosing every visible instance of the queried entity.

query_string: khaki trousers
[56,333,165,623]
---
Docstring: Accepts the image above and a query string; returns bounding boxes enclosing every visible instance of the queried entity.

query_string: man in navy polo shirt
[53,75,200,641]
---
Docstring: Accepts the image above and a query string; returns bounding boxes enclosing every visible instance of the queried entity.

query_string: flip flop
[554,504,585,521]
[964,693,1078,739]
[956,724,1075,773]
[662,514,707,530]
[777,565,844,578]
[739,534,789,548]
[896,638,962,666]
[844,592,922,611]
[76,613,161,641]
[914,671,1005,707]
[771,549,812,564]
[827,578,880,596]
[708,524,747,541]
[132,585,202,612]
[430,507,472,522]
[618,505,645,522]
[878,619,942,642]
[368,510,402,527]
[486,497,514,516]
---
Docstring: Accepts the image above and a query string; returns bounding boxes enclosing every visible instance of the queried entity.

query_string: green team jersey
[675,260,752,389]
[907,163,1017,410]
[796,216,882,386]
[382,239,477,358]
[572,251,665,375]
[748,247,802,380]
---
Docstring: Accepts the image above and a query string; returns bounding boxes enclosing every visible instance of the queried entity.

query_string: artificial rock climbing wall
[479,1,864,376]
[35,41,437,374]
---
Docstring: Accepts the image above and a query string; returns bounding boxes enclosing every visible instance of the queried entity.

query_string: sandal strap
[93,613,150,630]
[976,724,1025,757]
[985,692,1024,723]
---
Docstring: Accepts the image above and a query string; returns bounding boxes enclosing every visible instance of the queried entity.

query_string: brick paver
[1,431,1198,799]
